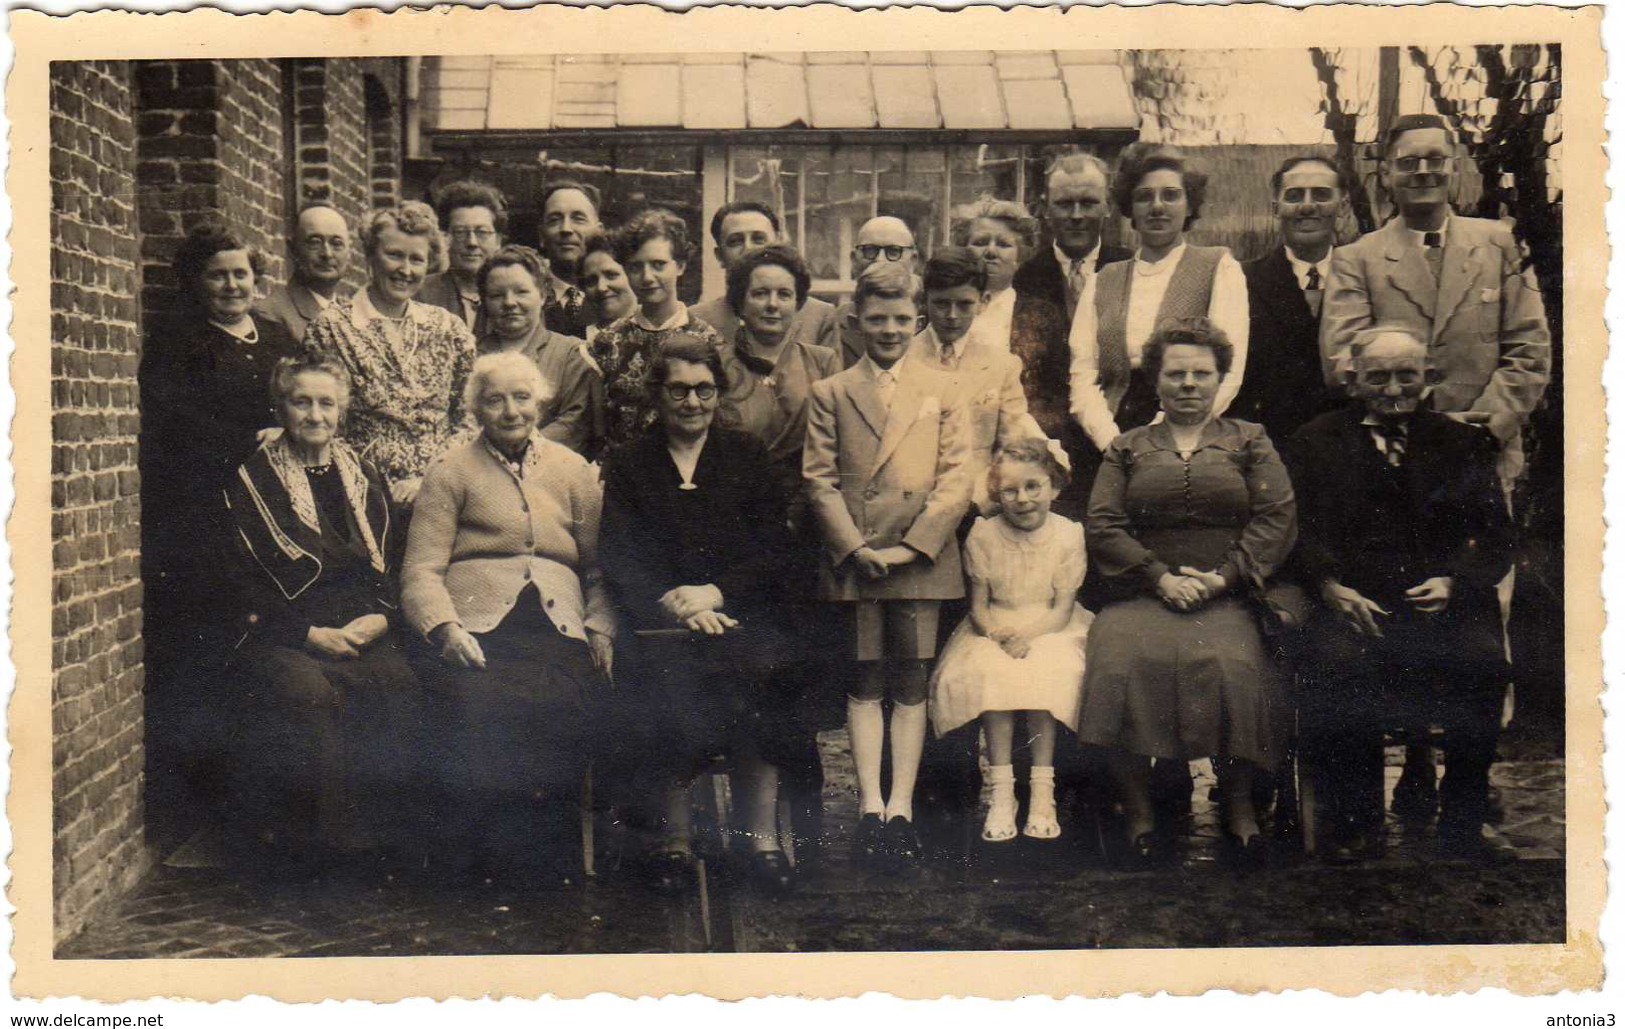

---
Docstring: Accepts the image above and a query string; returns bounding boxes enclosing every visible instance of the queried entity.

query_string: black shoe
[1437,824,1517,865]
[853,813,886,866]
[746,849,796,896]
[1322,829,1383,866]
[644,848,697,893]
[1222,831,1270,873]
[1391,763,1439,823]
[1119,829,1174,871]
[883,816,923,867]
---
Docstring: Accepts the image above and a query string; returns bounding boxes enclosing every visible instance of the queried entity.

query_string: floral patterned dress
[585,306,727,457]
[304,291,477,485]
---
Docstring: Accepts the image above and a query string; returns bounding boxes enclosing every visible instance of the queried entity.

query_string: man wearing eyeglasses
[835,216,919,368]
[1321,113,1550,487]
[258,203,353,342]
[420,180,508,335]
[690,200,840,351]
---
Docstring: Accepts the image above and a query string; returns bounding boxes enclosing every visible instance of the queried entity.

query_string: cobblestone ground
[60,743,1564,958]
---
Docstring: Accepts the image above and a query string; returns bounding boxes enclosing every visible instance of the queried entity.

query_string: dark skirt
[1077,595,1287,770]
[615,617,803,780]
[418,585,601,799]
[229,633,427,851]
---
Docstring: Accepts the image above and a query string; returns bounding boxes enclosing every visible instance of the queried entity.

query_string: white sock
[847,696,885,815]
[884,700,928,822]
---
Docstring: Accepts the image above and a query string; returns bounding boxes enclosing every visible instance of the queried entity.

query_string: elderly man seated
[1282,327,1515,864]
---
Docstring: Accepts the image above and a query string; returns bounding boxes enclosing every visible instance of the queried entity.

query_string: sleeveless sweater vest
[1094,245,1225,414]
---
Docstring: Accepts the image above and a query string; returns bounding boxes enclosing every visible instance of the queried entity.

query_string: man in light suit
[834,216,920,368]
[804,261,972,867]
[1320,113,1551,486]
[1231,155,1350,441]
[257,204,353,342]
[1011,151,1132,329]
[691,200,840,350]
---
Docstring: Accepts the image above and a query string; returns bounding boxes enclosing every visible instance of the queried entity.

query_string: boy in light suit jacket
[910,247,1050,516]
[804,262,973,868]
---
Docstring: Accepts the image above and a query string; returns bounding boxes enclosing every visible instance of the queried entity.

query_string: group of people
[139,111,1551,896]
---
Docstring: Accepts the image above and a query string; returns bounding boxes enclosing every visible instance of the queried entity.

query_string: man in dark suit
[419,180,507,336]
[536,180,604,339]
[257,204,353,342]
[1285,328,1514,864]
[1231,155,1350,441]
[1010,152,1131,330]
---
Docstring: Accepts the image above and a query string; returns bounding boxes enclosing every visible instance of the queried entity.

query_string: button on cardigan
[401,433,616,642]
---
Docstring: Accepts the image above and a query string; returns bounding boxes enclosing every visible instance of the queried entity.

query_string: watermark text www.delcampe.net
[12,1017,164,1027]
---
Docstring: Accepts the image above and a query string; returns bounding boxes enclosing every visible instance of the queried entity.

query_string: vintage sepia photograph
[8,1,1605,1002]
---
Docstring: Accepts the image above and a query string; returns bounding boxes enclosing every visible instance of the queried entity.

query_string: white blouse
[1066,243,1250,451]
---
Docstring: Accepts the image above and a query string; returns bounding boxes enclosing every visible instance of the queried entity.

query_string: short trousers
[850,599,941,662]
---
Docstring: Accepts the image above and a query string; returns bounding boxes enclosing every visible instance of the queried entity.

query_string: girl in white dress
[930,439,1091,842]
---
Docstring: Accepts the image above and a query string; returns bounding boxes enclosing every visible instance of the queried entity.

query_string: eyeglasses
[856,244,915,263]
[1131,187,1187,205]
[1392,156,1454,174]
[1279,187,1340,204]
[449,227,498,241]
[300,236,349,253]
[663,383,718,403]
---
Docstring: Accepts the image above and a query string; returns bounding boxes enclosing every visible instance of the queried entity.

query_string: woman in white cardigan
[402,350,615,879]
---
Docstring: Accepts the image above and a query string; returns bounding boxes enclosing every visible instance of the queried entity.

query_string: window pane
[729,146,801,249]
[804,146,874,286]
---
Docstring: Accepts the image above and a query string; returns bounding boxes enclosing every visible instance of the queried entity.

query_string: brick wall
[133,60,289,328]
[364,66,404,211]
[50,59,151,942]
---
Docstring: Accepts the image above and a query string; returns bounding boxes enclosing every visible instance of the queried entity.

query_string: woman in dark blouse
[599,336,801,895]
[1079,318,1296,869]
[222,356,422,865]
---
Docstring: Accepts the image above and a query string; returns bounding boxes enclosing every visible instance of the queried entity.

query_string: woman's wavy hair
[1112,143,1208,229]
[173,220,267,303]
[1140,317,1235,381]
[475,244,548,299]
[949,196,1041,254]
[644,333,730,394]
[268,354,353,418]
[612,208,695,267]
[725,243,811,316]
[360,201,444,270]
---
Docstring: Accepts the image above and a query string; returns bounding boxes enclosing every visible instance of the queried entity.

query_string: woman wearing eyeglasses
[598,335,803,894]
[418,181,508,335]
[1066,144,1251,460]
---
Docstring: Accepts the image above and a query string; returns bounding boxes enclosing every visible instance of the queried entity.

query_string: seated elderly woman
[221,355,423,866]
[1078,318,1296,870]
[599,335,802,895]
[402,351,615,878]
[305,201,477,508]
[477,243,602,455]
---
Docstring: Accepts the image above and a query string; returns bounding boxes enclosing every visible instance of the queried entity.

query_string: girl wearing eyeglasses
[598,335,805,896]
[1066,144,1251,462]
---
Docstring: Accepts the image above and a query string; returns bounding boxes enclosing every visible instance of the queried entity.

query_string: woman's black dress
[598,427,801,782]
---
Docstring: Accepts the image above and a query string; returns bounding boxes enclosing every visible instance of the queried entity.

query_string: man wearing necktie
[1284,328,1514,863]
[1319,113,1550,834]
[1320,113,1551,488]
[1232,155,1350,440]
[536,180,605,339]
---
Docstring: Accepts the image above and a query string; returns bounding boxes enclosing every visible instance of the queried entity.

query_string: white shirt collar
[350,288,424,329]
[1054,240,1102,274]
[1283,246,1332,289]
[1403,214,1452,248]
[632,305,690,333]
[915,325,968,364]
[547,273,576,304]
[1135,241,1187,275]
[861,351,906,383]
